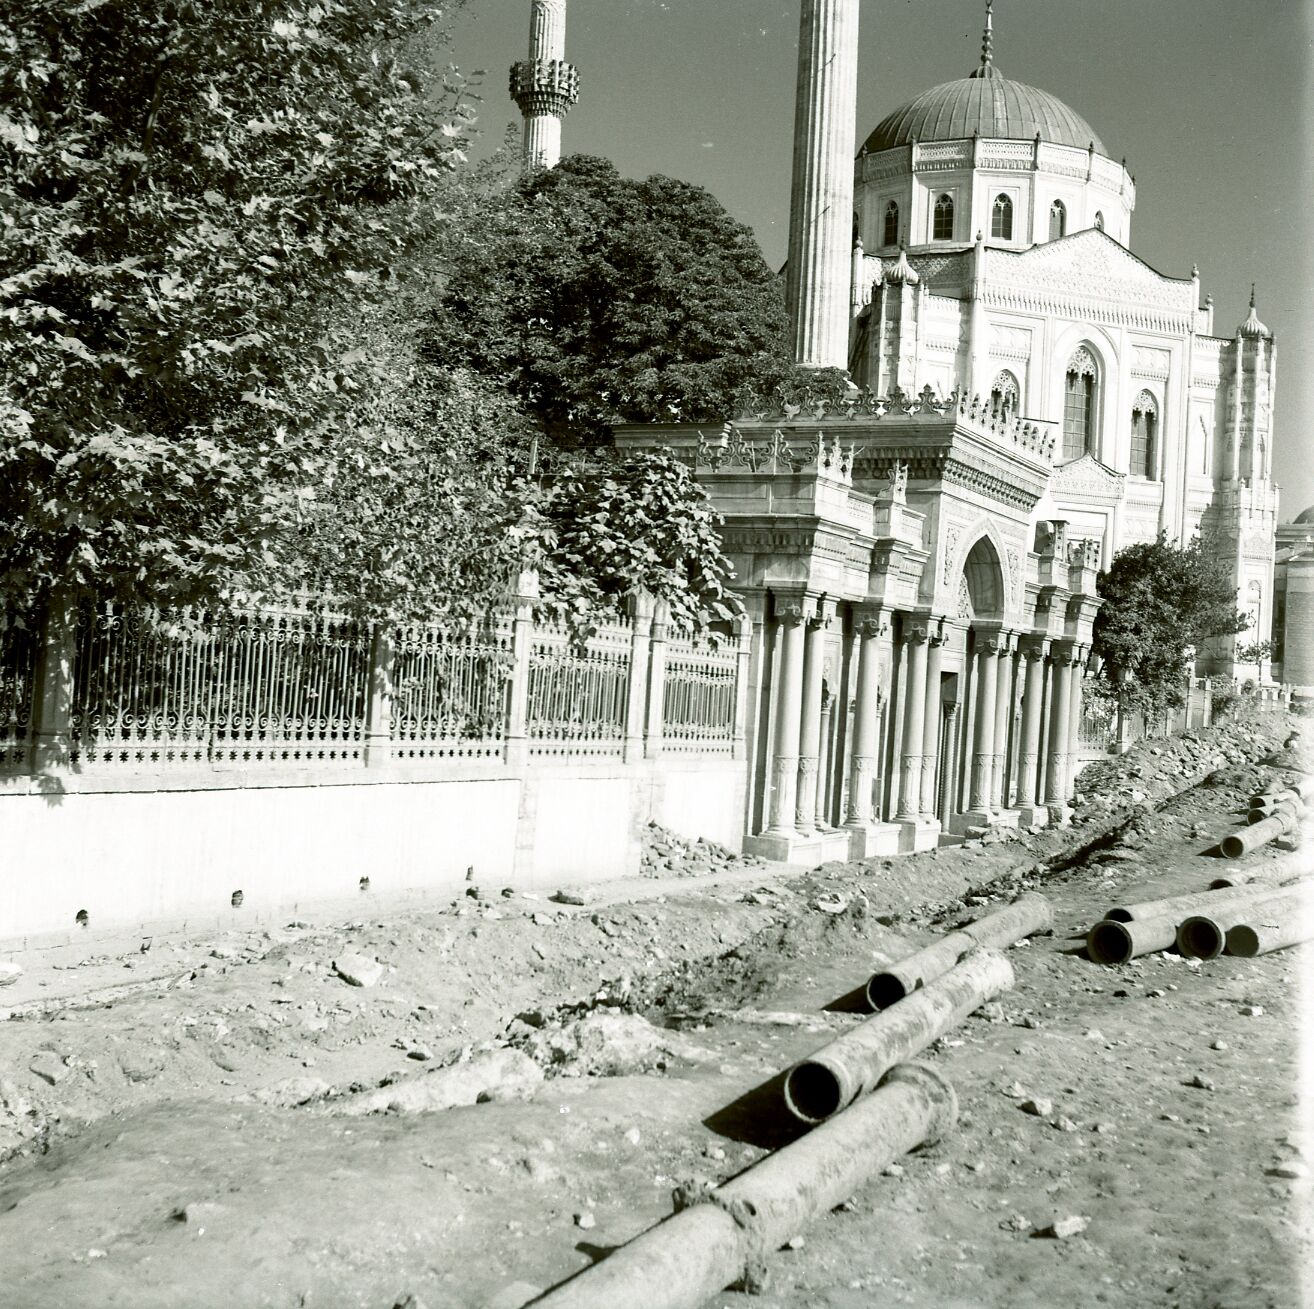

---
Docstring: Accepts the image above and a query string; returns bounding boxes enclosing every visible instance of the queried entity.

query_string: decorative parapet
[694,426,855,484]
[1067,538,1102,571]
[509,59,579,117]
[723,384,1054,463]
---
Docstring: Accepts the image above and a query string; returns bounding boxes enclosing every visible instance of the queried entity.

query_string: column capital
[1049,638,1081,666]
[775,600,806,627]
[854,604,891,639]
[973,625,1004,657]
[807,595,838,629]
[1019,634,1049,661]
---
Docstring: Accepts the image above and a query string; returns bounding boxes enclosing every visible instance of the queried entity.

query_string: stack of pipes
[1224,778,1312,859]
[1086,875,1311,965]
[525,894,1050,1308]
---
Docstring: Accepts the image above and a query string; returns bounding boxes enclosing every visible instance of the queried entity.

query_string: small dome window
[1093,210,1105,232]
[990,370,1020,416]
[1131,390,1158,479]
[883,200,899,247]
[1049,199,1067,240]
[991,194,1013,240]
[933,193,954,241]
[1062,345,1098,461]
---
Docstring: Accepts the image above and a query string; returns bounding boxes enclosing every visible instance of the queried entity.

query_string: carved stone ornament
[887,460,909,504]
[857,615,887,640]
[776,602,805,626]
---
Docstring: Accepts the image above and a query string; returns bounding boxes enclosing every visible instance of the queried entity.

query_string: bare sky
[448,0,1313,517]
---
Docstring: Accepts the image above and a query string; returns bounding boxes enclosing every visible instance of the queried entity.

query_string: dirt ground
[0,706,1311,1309]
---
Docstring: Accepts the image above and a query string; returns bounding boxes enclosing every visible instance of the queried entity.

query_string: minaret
[784,0,860,371]
[509,0,579,173]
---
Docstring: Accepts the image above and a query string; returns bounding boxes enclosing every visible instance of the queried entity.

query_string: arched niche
[962,535,1006,620]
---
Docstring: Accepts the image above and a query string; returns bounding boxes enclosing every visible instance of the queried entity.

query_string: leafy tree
[1092,536,1248,713]
[533,452,739,636]
[426,153,848,448]
[0,0,475,626]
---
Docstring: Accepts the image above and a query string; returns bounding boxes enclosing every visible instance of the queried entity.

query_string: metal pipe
[865,893,1050,1009]
[1220,808,1298,859]
[1176,889,1304,960]
[1246,801,1302,825]
[1226,903,1314,957]
[1250,777,1314,806]
[1086,913,1179,964]
[784,950,1012,1125]
[1211,851,1308,889]
[1105,884,1259,924]
[527,1063,956,1309]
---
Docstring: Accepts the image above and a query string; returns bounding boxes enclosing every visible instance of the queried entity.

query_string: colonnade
[757,594,1090,848]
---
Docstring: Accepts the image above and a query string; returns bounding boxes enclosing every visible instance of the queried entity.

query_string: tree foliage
[425,153,848,447]
[0,0,474,624]
[1092,536,1248,713]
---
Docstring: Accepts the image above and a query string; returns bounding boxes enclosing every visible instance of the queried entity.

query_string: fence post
[364,623,394,767]
[624,592,655,764]
[504,570,539,767]
[30,586,77,774]
[644,599,671,758]
[732,611,753,761]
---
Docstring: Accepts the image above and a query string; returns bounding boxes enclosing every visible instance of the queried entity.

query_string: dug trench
[0,706,1308,1308]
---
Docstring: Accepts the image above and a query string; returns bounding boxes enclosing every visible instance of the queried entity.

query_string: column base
[843,821,903,859]
[744,829,852,867]
[1015,804,1049,830]
[951,808,1022,836]
[897,817,941,854]
[1046,802,1074,825]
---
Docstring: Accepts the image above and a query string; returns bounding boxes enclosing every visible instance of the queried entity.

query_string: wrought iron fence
[69,603,370,766]
[391,617,513,761]
[526,619,631,758]
[662,634,736,752]
[0,627,36,769]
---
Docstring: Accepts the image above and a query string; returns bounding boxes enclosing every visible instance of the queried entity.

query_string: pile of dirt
[639,821,765,877]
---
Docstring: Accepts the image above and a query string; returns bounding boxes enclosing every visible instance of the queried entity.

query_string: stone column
[1044,643,1075,810]
[363,624,394,768]
[643,600,670,759]
[796,603,830,834]
[918,629,945,819]
[622,592,655,764]
[764,601,806,835]
[969,632,999,813]
[845,612,884,827]
[816,683,834,829]
[938,701,961,826]
[510,0,580,173]
[895,622,929,821]
[990,634,1014,809]
[784,0,859,370]
[1066,647,1087,801]
[730,612,754,762]
[503,570,540,768]
[1016,638,1047,807]
[30,585,78,775]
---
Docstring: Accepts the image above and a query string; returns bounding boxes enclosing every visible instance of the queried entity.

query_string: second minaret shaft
[785,0,859,372]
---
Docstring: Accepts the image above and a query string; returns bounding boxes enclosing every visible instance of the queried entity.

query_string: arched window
[1062,346,1098,461]
[991,193,1013,240]
[933,193,954,241]
[990,369,1020,416]
[1049,199,1067,241]
[883,200,899,247]
[1093,211,1105,233]
[1130,390,1158,478]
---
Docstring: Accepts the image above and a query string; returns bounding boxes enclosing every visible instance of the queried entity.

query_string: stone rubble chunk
[1035,1215,1089,1240]
[333,953,384,988]
[1020,1098,1054,1117]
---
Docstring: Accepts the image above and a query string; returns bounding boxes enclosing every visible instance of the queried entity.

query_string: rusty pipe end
[865,971,912,1011]
[1176,914,1225,960]
[879,1061,959,1145]
[1225,924,1262,957]
[783,1053,853,1126]
[1086,919,1135,964]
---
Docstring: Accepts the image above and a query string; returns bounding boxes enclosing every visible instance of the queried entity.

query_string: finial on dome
[970,0,999,79]
[1240,284,1271,339]
[1250,282,1256,308]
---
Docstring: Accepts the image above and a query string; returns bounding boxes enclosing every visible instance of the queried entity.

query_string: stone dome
[1295,505,1314,525]
[862,64,1106,157]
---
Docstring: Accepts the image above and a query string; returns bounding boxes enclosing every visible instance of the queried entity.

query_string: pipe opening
[866,973,908,1010]
[784,1060,844,1124]
[1226,925,1261,957]
[1219,835,1246,859]
[1177,916,1223,960]
[1087,920,1133,965]
[1104,907,1134,923]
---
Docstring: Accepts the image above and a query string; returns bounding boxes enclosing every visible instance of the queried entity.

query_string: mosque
[510,1,1286,862]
